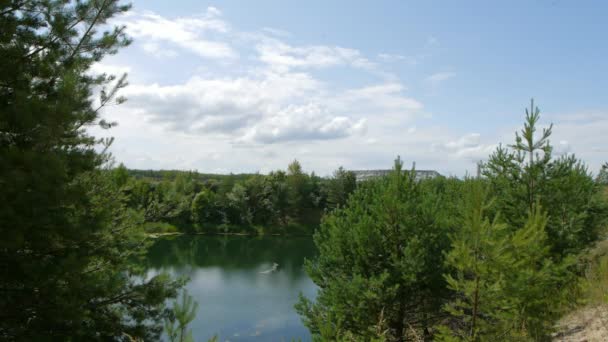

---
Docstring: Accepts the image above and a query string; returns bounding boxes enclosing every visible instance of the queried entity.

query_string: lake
[145,235,317,341]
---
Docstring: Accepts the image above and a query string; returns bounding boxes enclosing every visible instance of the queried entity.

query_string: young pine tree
[437,182,577,341]
[165,290,199,342]
[435,180,510,341]
[483,100,607,257]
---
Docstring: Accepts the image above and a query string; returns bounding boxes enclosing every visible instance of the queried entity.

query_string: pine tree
[437,182,577,341]
[296,157,454,341]
[0,1,181,339]
[483,100,607,257]
[436,180,510,341]
[165,290,199,342]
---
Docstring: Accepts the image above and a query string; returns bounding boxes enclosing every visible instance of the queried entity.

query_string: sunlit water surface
[145,236,317,341]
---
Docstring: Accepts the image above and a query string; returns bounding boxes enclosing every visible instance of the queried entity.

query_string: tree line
[296,102,608,341]
[111,161,357,235]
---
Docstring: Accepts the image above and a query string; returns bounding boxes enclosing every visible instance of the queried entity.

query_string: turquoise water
[145,236,317,341]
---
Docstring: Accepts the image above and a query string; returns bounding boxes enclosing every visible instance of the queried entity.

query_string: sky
[93,0,608,177]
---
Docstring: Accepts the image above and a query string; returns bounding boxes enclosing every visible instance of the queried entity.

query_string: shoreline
[146,232,314,238]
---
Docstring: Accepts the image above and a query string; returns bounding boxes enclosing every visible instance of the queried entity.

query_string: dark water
[145,235,317,341]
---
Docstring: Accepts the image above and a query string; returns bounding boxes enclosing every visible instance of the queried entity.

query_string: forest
[113,161,356,235]
[2,1,608,341]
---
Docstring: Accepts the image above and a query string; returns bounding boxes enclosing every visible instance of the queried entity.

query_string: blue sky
[94,0,608,176]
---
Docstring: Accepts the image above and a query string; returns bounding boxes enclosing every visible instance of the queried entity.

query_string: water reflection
[145,236,317,341]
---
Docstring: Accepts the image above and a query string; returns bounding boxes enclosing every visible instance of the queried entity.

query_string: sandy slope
[553,305,608,341]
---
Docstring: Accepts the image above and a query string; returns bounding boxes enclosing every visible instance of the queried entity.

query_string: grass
[582,240,608,306]
[142,221,316,236]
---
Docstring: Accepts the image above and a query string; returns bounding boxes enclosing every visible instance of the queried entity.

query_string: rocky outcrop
[350,169,441,182]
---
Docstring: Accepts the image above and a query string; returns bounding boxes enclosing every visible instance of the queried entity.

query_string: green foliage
[191,188,218,229]
[0,1,182,339]
[144,221,179,234]
[582,248,608,306]
[117,161,342,235]
[483,100,608,257]
[326,166,357,210]
[296,157,455,340]
[437,181,577,341]
[165,290,199,342]
[112,162,130,187]
[287,159,306,210]
[597,162,608,185]
[297,101,607,341]
[436,180,510,341]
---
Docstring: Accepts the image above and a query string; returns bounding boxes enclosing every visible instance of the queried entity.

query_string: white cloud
[547,112,608,173]
[239,104,367,143]
[435,133,497,161]
[256,38,376,72]
[142,42,178,58]
[117,7,237,59]
[425,71,456,85]
[261,27,291,38]
[377,53,418,65]
[554,140,571,155]
[118,70,420,145]
[89,62,131,76]
[95,7,517,176]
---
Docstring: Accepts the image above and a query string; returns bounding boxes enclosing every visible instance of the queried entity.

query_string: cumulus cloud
[106,9,425,145]
[97,7,480,174]
[239,104,367,143]
[120,71,418,144]
[122,71,318,129]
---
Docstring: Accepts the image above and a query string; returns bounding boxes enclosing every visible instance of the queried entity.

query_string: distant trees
[112,163,130,187]
[116,160,363,235]
[326,166,357,210]
[598,162,608,185]
[191,189,217,227]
